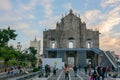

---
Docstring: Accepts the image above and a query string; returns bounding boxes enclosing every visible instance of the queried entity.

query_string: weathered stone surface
[43,10,99,53]
[43,10,100,66]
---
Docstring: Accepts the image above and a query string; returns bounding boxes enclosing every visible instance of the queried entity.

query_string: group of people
[62,63,110,80]
[44,63,110,80]
[62,64,78,80]
[45,64,51,77]
[5,66,27,76]
[86,65,110,80]
[44,64,58,77]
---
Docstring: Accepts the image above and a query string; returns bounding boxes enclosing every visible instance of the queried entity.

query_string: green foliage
[33,67,39,72]
[31,59,37,67]
[17,47,37,67]
[0,46,18,67]
[22,47,37,67]
[18,53,27,61]
[28,47,37,55]
[0,27,18,67]
[0,27,38,68]
[8,60,17,66]
[18,61,27,67]
[0,27,17,47]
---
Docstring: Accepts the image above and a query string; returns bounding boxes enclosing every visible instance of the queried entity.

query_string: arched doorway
[86,51,97,68]
[66,51,77,68]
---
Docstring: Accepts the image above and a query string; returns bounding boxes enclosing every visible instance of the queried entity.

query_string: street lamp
[17,42,22,51]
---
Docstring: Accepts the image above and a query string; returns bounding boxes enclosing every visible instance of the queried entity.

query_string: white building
[30,37,40,54]
[30,37,41,66]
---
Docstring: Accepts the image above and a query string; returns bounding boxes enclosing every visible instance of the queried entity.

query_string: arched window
[50,37,56,48]
[52,42,55,48]
[69,41,73,48]
[67,37,75,48]
[86,41,93,48]
[87,42,91,48]
[50,40,56,48]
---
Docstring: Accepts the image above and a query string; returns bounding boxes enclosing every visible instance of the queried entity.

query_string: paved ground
[31,69,117,80]
[0,69,118,80]
[51,70,89,80]
[30,69,89,80]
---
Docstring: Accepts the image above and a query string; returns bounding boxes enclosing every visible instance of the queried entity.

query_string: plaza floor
[29,69,116,80]
[0,69,119,80]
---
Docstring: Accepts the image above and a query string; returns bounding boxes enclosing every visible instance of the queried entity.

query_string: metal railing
[104,51,117,69]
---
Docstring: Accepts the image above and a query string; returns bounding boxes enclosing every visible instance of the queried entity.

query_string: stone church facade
[43,10,101,67]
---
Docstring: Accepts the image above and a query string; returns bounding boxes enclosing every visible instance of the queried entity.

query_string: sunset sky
[0,0,120,55]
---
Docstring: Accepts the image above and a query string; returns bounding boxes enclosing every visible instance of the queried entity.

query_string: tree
[0,27,17,47]
[27,47,37,67]
[28,47,37,55]
[0,27,17,68]
[17,47,37,67]
[0,46,17,67]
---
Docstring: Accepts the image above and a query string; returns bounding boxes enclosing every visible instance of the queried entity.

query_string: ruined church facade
[43,10,100,67]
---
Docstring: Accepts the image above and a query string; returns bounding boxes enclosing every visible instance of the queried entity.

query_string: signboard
[42,58,63,69]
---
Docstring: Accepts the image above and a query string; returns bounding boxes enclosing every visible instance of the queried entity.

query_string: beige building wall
[30,38,40,54]
[30,38,41,66]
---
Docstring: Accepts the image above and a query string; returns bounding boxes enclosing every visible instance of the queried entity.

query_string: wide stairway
[48,69,89,80]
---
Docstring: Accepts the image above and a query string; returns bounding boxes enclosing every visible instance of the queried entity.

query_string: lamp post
[17,42,22,51]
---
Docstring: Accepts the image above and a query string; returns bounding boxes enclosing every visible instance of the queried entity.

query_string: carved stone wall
[43,10,99,54]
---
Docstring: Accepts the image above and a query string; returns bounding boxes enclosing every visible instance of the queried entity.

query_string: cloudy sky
[0,0,120,55]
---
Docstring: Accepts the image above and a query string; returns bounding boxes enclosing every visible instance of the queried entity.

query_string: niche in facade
[86,39,93,48]
[50,38,56,48]
[68,37,75,48]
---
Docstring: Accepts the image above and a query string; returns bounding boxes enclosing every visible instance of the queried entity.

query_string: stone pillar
[45,50,48,58]
[76,52,78,65]
[57,50,65,62]
[78,51,87,68]
[98,54,102,66]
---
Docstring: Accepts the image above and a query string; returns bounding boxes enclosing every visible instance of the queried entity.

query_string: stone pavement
[47,69,89,80]
[0,69,117,80]
[29,69,88,80]
[46,69,116,80]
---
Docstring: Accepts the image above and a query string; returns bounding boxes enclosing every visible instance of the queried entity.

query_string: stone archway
[86,51,97,68]
[66,51,77,68]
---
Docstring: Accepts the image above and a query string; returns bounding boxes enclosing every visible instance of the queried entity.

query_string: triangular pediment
[62,9,81,21]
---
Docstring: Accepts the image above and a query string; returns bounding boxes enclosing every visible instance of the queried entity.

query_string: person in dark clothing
[93,70,99,80]
[102,67,106,80]
[63,63,69,80]
[45,64,48,77]
[53,65,57,75]
[97,66,102,80]
[84,65,87,74]
[73,65,78,77]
